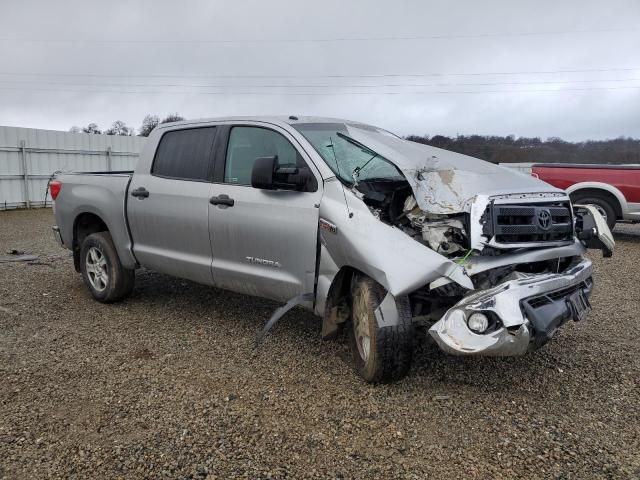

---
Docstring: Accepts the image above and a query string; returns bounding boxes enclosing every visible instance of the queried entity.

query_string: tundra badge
[245,256,282,268]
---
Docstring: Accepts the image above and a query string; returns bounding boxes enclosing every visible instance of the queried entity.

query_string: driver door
[208,124,323,302]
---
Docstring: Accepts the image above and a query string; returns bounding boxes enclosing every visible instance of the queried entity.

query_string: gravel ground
[1,208,639,479]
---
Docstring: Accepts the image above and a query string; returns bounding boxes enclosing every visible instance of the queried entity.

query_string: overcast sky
[0,0,639,140]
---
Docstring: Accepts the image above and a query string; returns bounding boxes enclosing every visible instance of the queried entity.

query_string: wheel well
[72,213,108,272]
[321,266,358,339]
[570,188,622,219]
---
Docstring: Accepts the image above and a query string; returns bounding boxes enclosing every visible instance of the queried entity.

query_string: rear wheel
[571,192,617,230]
[80,232,134,303]
[349,275,413,384]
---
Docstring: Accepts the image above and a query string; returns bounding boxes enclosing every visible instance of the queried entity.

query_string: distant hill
[405,134,640,165]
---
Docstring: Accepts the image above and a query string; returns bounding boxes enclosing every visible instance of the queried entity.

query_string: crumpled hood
[345,126,565,214]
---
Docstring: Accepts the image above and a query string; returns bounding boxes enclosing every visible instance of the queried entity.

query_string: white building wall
[0,126,146,209]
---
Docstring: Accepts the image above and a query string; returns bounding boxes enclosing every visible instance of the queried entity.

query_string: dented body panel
[314,178,473,317]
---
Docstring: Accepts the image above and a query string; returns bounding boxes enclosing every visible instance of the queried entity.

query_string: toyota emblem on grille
[537,209,552,230]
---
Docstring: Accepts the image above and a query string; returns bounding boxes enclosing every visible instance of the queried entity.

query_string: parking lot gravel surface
[1,208,639,479]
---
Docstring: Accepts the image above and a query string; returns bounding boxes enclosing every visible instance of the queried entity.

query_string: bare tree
[138,114,160,137]
[75,114,186,137]
[82,123,102,135]
[161,113,185,124]
[69,126,82,133]
[105,120,134,136]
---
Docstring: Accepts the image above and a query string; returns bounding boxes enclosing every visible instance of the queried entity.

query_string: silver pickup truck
[50,116,614,383]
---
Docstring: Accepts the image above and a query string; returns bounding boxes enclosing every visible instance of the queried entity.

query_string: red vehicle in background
[531,164,640,229]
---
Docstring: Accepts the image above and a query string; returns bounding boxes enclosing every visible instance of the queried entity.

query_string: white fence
[0,126,146,210]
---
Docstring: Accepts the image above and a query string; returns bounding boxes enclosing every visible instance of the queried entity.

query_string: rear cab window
[152,127,217,181]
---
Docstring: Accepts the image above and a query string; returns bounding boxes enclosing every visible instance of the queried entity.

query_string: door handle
[209,194,235,207]
[131,187,149,198]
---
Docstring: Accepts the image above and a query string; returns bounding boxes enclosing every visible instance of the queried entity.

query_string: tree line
[69,117,640,165]
[406,134,640,165]
[69,113,185,137]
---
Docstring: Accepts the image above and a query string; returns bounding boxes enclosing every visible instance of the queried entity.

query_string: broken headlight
[467,312,490,333]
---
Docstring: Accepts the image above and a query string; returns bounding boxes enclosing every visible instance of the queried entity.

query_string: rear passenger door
[208,124,322,302]
[128,127,218,285]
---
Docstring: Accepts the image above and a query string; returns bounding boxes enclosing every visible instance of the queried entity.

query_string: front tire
[349,275,413,384]
[80,232,134,303]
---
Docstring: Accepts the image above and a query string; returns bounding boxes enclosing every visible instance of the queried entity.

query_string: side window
[224,126,316,191]
[151,127,216,181]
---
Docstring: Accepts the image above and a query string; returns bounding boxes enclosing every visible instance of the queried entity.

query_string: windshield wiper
[336,131,377,155]
[335,131,381,186]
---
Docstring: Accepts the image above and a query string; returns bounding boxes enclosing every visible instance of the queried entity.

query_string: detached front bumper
[429,257,593,356]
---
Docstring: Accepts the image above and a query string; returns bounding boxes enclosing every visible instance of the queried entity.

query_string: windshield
[293,122,404,185]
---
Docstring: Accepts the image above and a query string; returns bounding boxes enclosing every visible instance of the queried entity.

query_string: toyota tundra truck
[49,117,614,383]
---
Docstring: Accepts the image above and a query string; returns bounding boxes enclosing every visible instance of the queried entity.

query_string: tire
[80,232,134,303]
[348,275,413,384]
[571,192,617,230]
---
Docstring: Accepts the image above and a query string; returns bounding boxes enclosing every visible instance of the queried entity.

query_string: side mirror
[251,156,277,190]
[251,155,311,191]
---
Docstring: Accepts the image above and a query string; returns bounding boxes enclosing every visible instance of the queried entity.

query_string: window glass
[224,126,305,185]
[293,123,403,185]
[152,127,216,181]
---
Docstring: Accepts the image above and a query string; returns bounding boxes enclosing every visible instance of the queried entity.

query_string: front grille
[482,202,573,246]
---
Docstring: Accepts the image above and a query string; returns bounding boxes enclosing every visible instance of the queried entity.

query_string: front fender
[314,179,473,315]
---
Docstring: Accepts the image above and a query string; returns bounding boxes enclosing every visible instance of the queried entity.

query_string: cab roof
[158,115,377,129]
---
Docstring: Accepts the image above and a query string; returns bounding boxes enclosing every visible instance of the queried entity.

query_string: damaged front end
[428,256,593,355]
[298,122,614,358]
[336,127,614,356]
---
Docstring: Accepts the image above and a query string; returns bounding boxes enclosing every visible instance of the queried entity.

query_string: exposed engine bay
[355,179,469,257]
[352,176,607,261]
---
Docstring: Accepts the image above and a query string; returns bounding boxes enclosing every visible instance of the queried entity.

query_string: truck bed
[52,171,137,269]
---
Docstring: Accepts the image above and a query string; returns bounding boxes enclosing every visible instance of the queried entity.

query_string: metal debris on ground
[0,250,38,263]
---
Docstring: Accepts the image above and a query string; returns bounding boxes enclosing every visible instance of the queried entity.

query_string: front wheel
[349,275,414,384]
[80,232,134,303]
